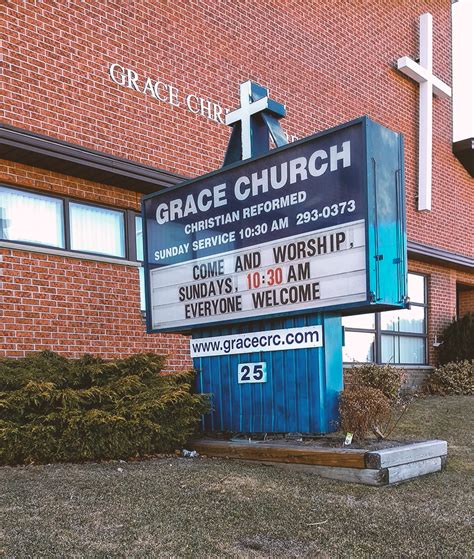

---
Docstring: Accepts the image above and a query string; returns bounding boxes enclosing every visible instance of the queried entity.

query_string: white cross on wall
[225,81,285,160]
[397,13,451,212]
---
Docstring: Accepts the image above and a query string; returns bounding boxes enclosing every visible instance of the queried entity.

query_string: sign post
[143,83,407,433]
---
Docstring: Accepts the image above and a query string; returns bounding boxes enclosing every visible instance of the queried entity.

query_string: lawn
[1,395,473,558]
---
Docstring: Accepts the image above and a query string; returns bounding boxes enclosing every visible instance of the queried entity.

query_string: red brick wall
[3,0,472,257]
[409,260,474,365]
[0,161,191,371]
[0,248,191,371]
[0,160,141,208]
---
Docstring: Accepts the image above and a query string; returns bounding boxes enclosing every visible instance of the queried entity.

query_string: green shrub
[348,363,404,401]
[438,313,474,365]
[0,351,209,465]
[426,360,474,396]
[339,387,391,440]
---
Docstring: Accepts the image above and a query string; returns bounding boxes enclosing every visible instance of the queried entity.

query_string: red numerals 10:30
[246,268,283,289]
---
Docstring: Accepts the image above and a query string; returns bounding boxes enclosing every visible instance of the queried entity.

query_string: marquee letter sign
[143,116,407,333]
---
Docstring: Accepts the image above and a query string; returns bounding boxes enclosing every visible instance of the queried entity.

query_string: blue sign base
[193,313,343,434]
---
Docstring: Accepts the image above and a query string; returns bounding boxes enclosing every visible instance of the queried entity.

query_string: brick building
[1,1,473,382]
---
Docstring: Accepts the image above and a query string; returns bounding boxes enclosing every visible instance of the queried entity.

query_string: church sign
[143,116,407,333]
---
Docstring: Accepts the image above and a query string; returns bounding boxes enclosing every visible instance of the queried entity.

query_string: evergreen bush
[0,351,209,465]
[437,312,474,365]
[426,360,474,396]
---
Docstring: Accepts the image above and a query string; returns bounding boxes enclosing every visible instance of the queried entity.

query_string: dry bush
[426,360,473,396]
[349,363,404,401]
[339,386,391,440]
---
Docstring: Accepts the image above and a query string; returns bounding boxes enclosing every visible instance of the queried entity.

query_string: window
[0,186,64,248]
[0,185,133,260]
[342,273,428,365]
[69,202,125,257]
[1,184,148,312]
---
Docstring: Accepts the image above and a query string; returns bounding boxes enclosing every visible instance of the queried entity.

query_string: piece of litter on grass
[182,449,199,458]
[286,432,303,441]
[344,432,353,446]
[307,520,329,526]
[117,467,123,472]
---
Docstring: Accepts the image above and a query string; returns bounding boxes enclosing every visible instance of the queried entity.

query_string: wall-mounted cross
[224,81,287,165]
[397,13,451,212]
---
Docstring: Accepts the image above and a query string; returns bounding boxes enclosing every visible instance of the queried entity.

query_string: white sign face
[237,362,267,384]
[190,325,324,357]
[143,120,382,332]
[150,220,366,330]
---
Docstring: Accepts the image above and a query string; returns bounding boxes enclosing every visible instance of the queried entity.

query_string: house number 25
[237,362,267,384]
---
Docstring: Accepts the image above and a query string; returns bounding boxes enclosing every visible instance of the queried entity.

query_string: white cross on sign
[397,13,451,212]
[225,80,285,160]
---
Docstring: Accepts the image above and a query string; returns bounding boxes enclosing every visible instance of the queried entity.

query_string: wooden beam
[192,439,367,469]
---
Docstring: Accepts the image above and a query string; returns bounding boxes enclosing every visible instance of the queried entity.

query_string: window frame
[343,272,429,366]
[0,184,139,261]
[133,213,147,313]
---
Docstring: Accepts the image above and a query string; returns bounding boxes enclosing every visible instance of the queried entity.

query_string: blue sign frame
[143,116,407,333]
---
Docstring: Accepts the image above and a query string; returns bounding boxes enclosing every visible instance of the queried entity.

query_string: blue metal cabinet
[194,313,342,433]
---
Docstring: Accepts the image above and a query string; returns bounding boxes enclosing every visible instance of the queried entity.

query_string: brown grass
[1,395,473,558]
